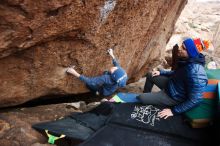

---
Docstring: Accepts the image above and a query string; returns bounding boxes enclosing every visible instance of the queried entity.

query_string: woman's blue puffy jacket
[160,54,208,114]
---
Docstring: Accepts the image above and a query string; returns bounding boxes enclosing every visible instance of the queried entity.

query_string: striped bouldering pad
[185,69,220,128]
[219,82,220,101]
[205,69,220,80]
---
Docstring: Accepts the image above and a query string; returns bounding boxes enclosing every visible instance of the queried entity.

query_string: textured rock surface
[0,0,187,107]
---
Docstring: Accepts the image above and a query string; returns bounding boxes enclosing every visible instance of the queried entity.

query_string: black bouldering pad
[33,102,212,146]
[32,102,114,143]
[79,124,200,146]
[108,103,208,142]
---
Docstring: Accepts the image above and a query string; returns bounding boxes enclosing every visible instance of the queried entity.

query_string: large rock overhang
[0,0,187,107]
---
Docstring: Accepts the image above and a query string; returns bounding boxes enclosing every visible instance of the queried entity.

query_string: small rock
[84,102,101,112]
[66,101,86,110]
[0,119,10,137]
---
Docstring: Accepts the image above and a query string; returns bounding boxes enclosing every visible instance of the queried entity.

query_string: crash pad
[109,92,140,103]
[185,69,220,128]
[32,102,114,144]
[79,124,200,146]
[33,102,211,146]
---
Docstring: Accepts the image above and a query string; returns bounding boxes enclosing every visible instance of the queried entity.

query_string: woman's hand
[152,70,160,77]
[158,108,173,119]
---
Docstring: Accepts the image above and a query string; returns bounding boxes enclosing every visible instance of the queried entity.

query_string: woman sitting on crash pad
[66,48,128,96]
[137,38,210,119]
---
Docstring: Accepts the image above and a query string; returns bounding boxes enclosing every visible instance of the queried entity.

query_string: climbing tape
[45,130,66,144]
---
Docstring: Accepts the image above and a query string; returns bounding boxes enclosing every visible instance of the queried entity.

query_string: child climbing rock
[66,48,128,96]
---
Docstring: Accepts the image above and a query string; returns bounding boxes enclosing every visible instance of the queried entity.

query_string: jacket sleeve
[171,96,202,115]
[79,75,113,86]
[112,58,120,67]
[171,70,207,115]
[159,69,175,76]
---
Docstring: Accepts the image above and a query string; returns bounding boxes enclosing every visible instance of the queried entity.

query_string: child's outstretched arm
[107,48,115,59]
[66,66,80,78]
[66,66,109,86]
[107,48,120,67]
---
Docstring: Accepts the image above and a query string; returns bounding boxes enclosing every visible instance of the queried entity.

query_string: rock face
[0,0,187,107]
